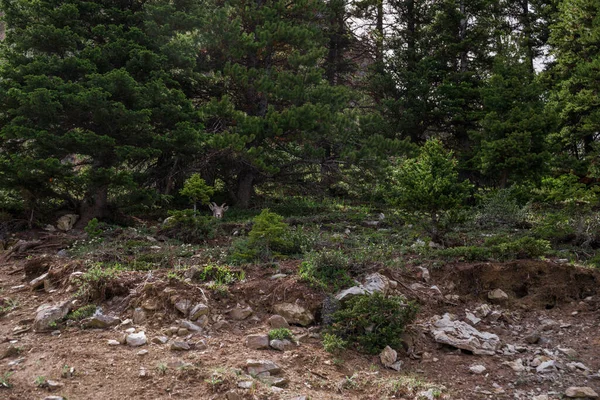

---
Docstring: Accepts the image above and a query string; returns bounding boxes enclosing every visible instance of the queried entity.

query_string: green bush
[73,264,121,301]
[67,304,97,321]
[230,209,295,262]
[268,328,294,341]
[180,173,214,214]
[328,292,418,355]
[193,264,244,285]
[322,333,347,354]
[475,188,529,228]
[386,139,472,241]
[436,236,551,261]
[299,250,354,291]
[162,210,216,243]
[84,218,103,239]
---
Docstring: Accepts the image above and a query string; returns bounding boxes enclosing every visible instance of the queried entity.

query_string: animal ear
[220,203,226,208]
[223,206,229,211]
[208,203,214,210]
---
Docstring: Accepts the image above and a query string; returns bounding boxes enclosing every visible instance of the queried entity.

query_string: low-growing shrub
[268,328,294,341]
[436,236,551,261]
[299,250,354,291]
[194,264,244,285]
[67,304,97,321]
[327,292,418,355]
[73,264,122,301]
[474,188,529,228]
[162,210,217,243]
[322,333,347,354]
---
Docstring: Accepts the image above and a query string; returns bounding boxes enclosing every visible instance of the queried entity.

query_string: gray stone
[335,272,390,302]
[30,273,49,290]
[269,339,293,351]
[273,303,314,326]
[504,358,525,372]
[45,380,63,391]
[246,359,281,376]
[107,339,121,346]
[137,349,148,356]
[132,308,146,324]
[189,303,209,320]
[259,376,288,387]
[430,313,501,355]
[229,304,253,320]
[558,347,578,358]
[170,341,190,351]
[126,332,147,347]
[82,314,120,329]
[465,312,481,325]
[524,331,541,344]
[33,301,71,332]
[237,381,254,389]
[380,346,397,368]
[268,315,289,329]
[469,365,487,374]
[43,397,65,400]
[174,299,192,316]
[179,319,202,332]
[488,289,509,303]
[57,214,78,231]
[565,387,599,398]
[389,360,403,371]
[474,304,492,318]
[245,334,269,350]
[151,336,169,344]
[537,360,557,373]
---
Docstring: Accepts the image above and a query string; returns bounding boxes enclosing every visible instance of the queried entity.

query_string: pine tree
[198,0,357,207]
[0,0,205,224]
[547,0,600,176]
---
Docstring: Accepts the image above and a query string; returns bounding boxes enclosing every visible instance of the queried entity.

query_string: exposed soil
[1,236,600,400]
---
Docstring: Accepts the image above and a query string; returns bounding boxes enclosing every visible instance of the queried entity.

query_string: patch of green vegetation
[299,250,354,291]
[73,263,121,302]
[436,236,552,262]
[162,210,217,243]
[0,371,13,389]
[327,292,418,355]
[0,298,18,316]
[322,333,347,354]
[84,218,103,239]
[66,304,97,321]
[268,328,294,341]
[194,264,244,284]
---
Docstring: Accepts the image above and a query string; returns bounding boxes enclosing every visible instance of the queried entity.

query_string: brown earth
[1,237,600,400]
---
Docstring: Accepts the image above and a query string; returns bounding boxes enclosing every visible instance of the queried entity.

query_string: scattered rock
[488,289,509,303]
[33,301,71,332]
[245,334,269,350]
[259,376,288,387]
[565,387,599,398]
[170,341,191,351]
[273,303,314,326]
[474,304,492,318]
[237,381,254,389]
[465,312,481,325]
[43,397,65,400]
[151,336,169,344]
[380,346,397,368]
[107,339,121,346]
[335,272,390,302]
[126,332,147,347]
[174,299,192,316]
[139,367,149,379]
[137,349,148,356]
[189,303,209,320]
[524,331,541,344]
[178,320,202,332]
[229,304,253,320]
[29,273,49,290]
[82,313,120,329]
[558,347,578,358]
[469,365,487,374]
[269,339,293,351]
[268,315,289,329]
[536,360,557,373]
[504,358,525,372]
[246,359,281,376]
[57,214,78,231]
[430,313,501,355]
[418,267,430,283]
[45,380,64,391]
[132,308,146,324]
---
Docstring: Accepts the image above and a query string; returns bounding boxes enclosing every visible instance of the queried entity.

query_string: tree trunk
[235,169,256,209]
[76,184,109,228]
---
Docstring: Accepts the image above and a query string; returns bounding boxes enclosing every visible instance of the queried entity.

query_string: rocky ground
[1,232,600,400]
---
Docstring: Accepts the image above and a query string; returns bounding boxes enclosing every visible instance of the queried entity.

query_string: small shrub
[194,265,244,284]
[475,188,529,228]
[328,292,418,355]
[495,236,551,260]
[162,210,216,243]
[268,328,294,341]
[74,264,121,301]
[299,250,354,291]
[34,376,46,387]
[84,218,103,239]
[67,304,97,321]
[248,209,290,259]
[180,174,214,214]
[322,333,347,354]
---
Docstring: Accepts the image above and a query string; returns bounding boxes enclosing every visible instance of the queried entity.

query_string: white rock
[379,346,397,368]
[126,332,147,347]
[565,387,599,398]
[430,313,501,355]
[469,365,487,374]
[273,303,314,326]
[488,289,509,303]
[465,312,481,325]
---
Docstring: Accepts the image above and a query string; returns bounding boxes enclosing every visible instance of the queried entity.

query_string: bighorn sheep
[208,202,229,218]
